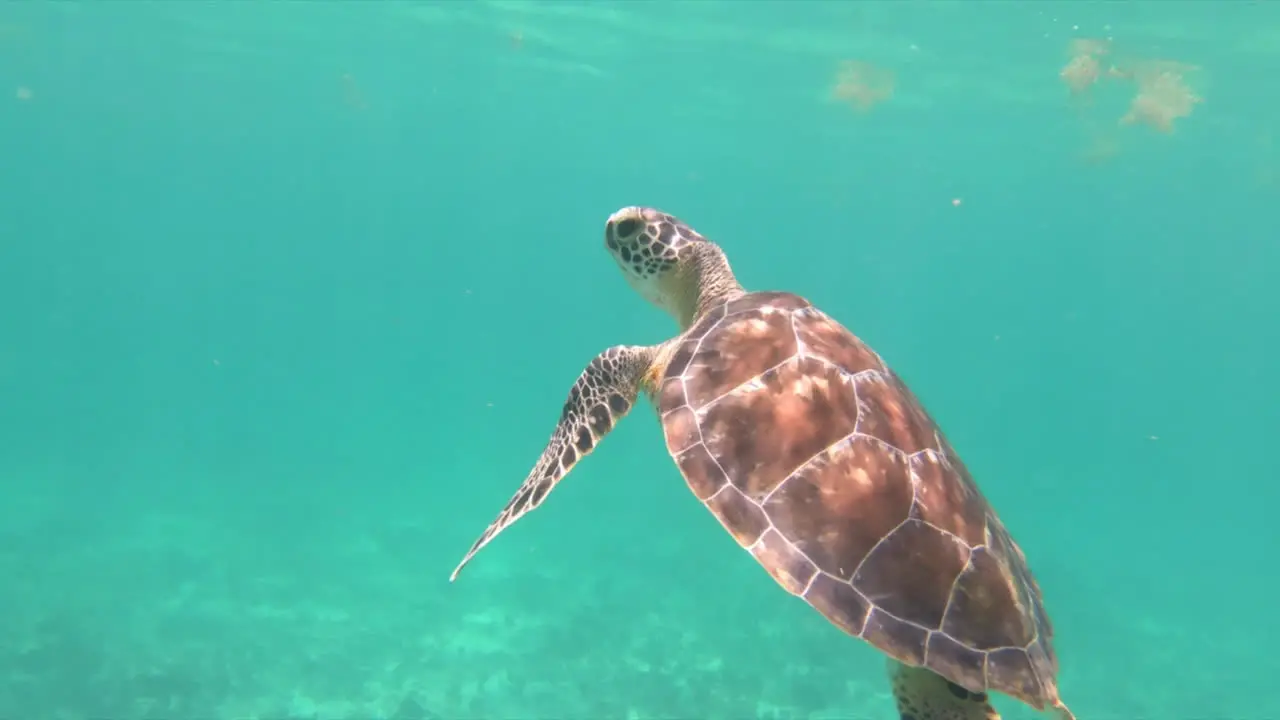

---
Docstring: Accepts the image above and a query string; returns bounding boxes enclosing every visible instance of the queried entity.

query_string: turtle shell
[655,290,1062,710]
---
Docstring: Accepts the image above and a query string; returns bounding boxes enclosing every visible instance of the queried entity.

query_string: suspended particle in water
[340,73,367,110]
[830,60,895,113]
[1059,38,1127,165]
[1061,54,1101,95]
[1079,133,1122,166]
[1060,38,1110,97]
[15,85,31,101]
[1116,60,1203,134]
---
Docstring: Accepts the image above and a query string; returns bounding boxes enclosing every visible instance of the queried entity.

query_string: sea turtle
[450,206,1076,720]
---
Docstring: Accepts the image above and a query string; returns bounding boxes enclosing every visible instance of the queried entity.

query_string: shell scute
[683,306,797,408]
[700,355,859,501]
[665,342,697,380]
[854,371,938,453]
[706,485,769,546]
[862,607,929,666]
[661,405,700,455]
[656,377,686,414]
[924,631,989,693]
[989,522,1054,644]
[851,519,971,629]
[803,573,871,636]
[985,647,1044,703]
[941,546,1033,649]
[749,527,818,595]
[762,434,912,581]
[909,450,989,547]
[793,306,884,374]
[673,443,728,501]
[725,290,810,316]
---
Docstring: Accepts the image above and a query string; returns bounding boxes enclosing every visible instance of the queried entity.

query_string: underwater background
[1,2,1277,718]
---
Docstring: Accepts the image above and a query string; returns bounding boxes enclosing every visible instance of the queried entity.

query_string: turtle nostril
[615,218,640,239]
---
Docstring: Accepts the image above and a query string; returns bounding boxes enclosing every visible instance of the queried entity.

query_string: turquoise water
[2,2,1277,718]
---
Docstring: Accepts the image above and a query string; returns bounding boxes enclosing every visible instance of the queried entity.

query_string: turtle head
[605,206,744,330]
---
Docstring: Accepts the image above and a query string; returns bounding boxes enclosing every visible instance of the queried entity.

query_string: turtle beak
[604,219,619,252]
[605,207,646,251]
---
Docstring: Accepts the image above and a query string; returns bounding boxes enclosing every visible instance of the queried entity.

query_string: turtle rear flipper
[888,661,1075,720]
[450,343,659,582]
[889,660,1000,720]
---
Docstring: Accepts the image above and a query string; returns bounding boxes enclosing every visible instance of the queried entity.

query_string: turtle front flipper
[449,343,660,582]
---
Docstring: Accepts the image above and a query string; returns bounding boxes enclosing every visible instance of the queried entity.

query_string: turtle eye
[615,218,640,239]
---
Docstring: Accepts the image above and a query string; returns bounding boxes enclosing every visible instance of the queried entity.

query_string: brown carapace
[451,206,1076,720]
